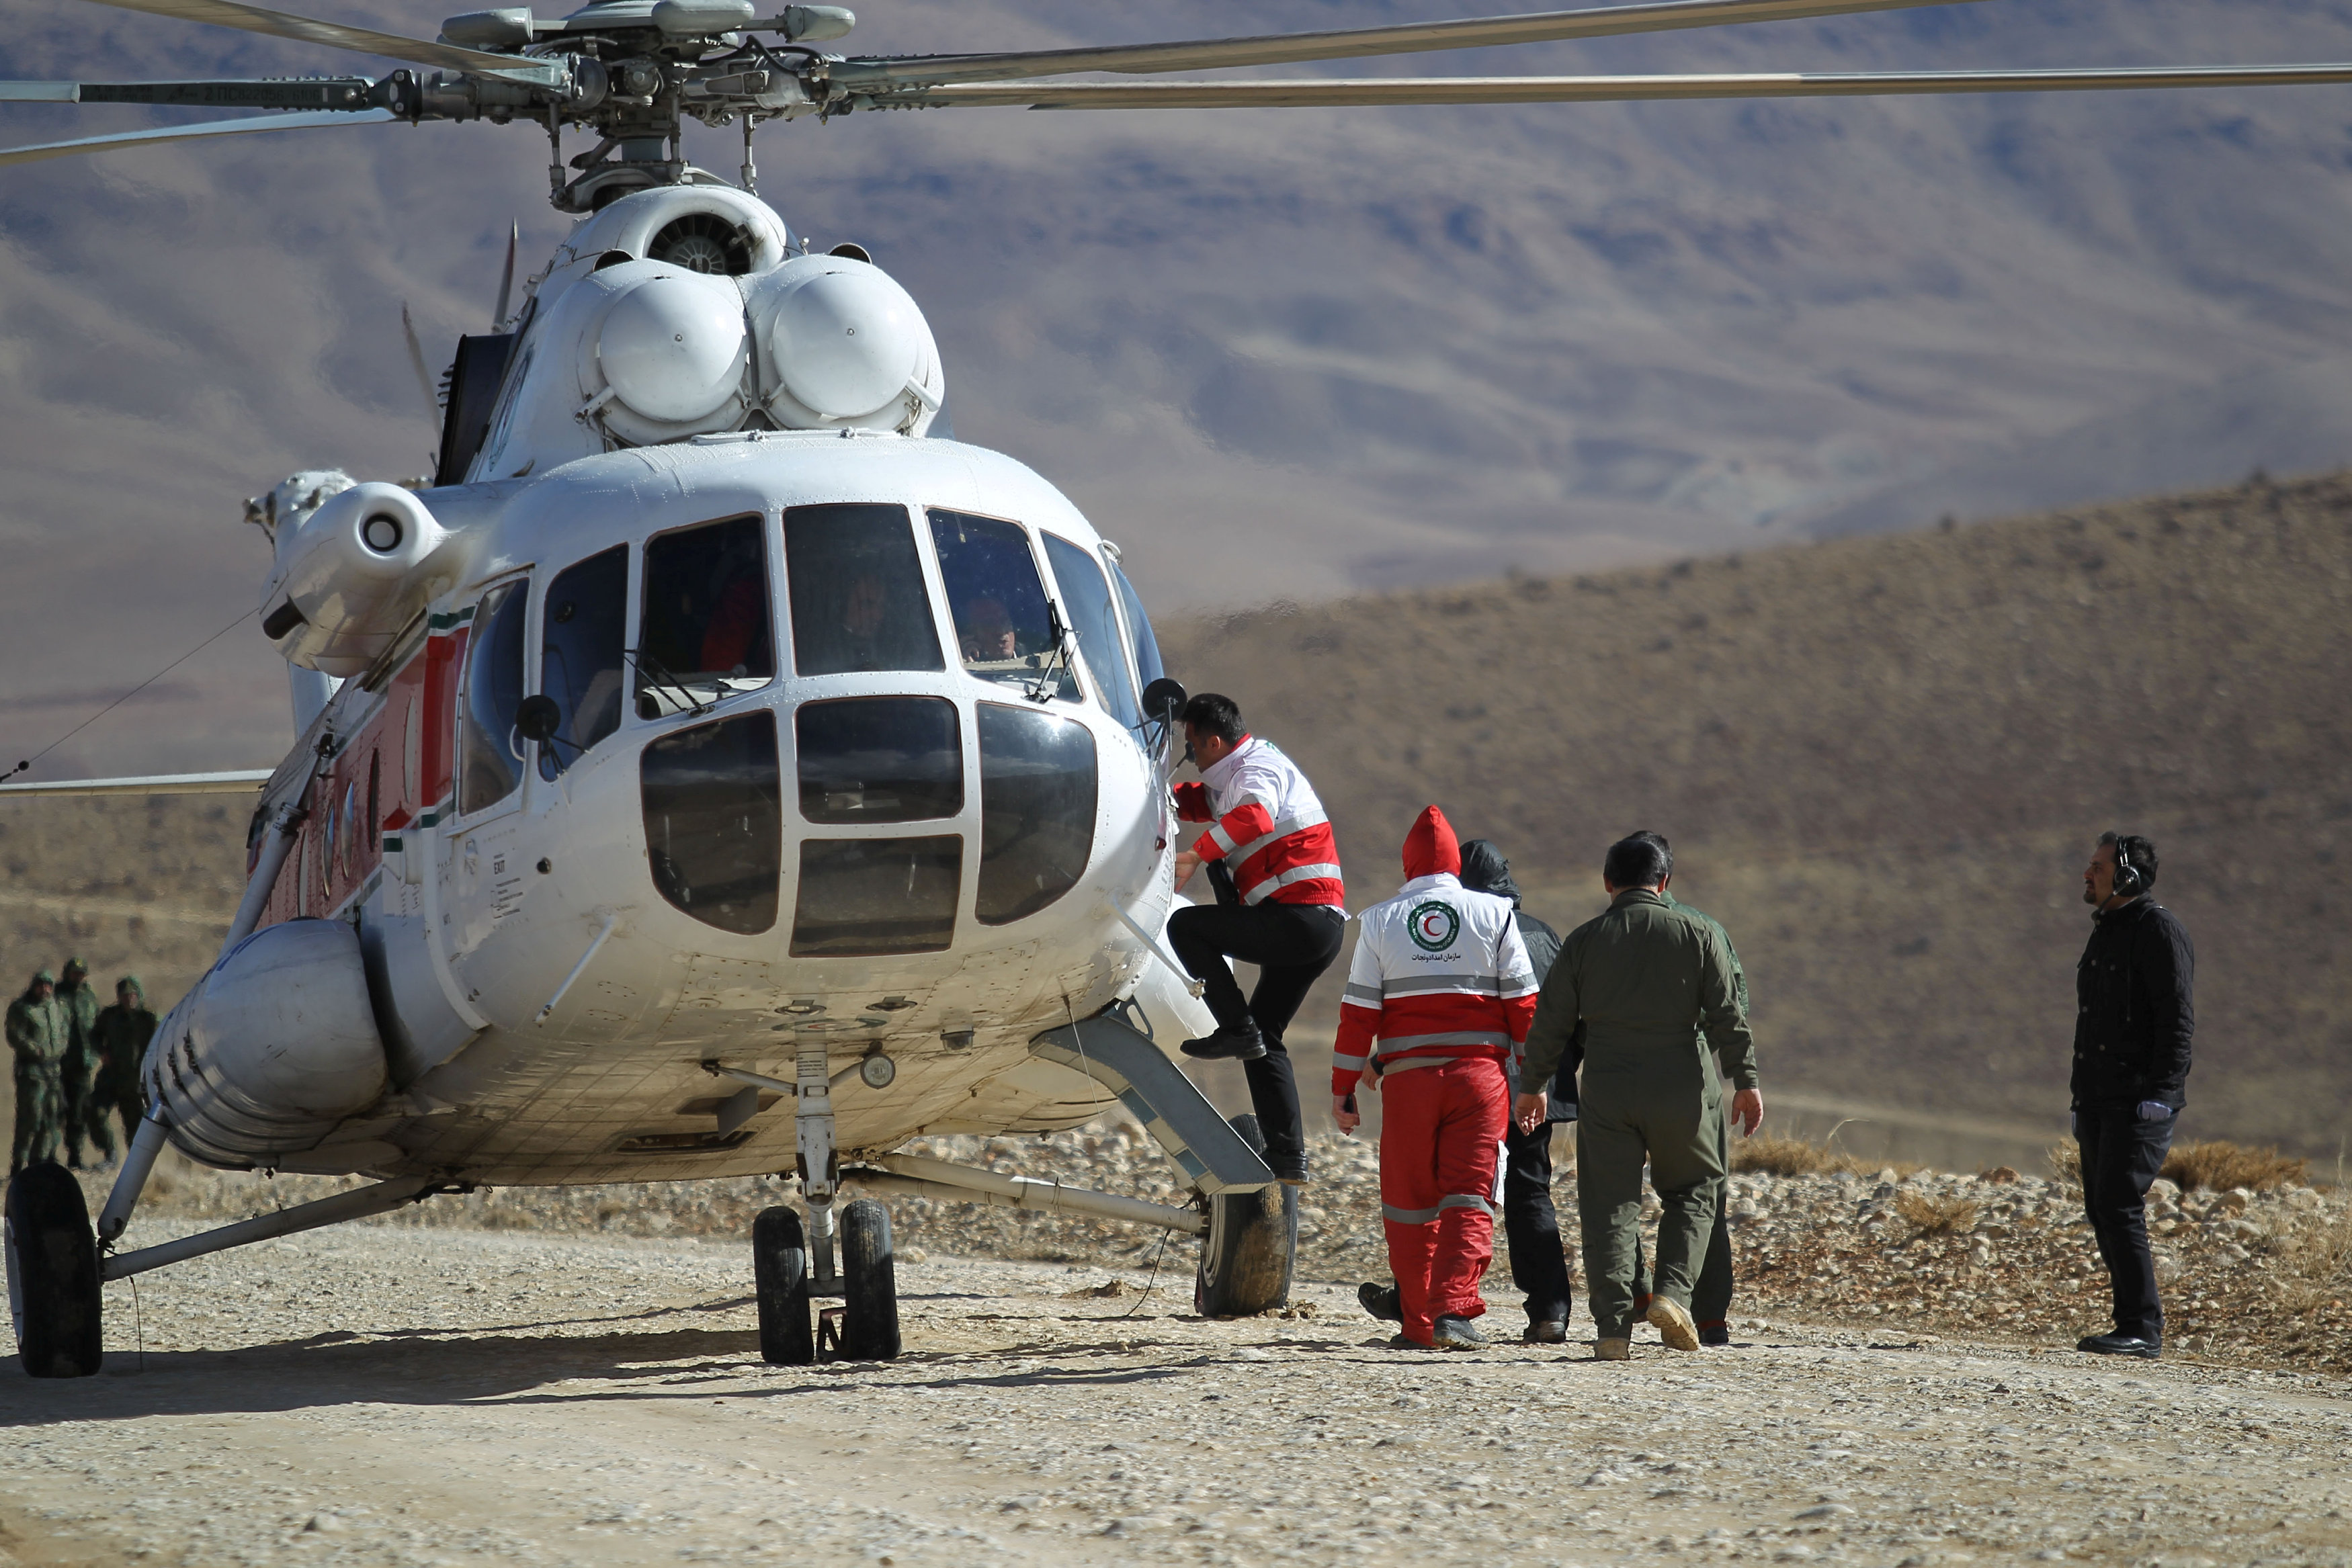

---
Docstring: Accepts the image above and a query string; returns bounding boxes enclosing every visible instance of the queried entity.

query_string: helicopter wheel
[1193,1113,1298,1318]
[5,1162,104,1379]
[839,1198,901,1361]
[752,1205,814,1366]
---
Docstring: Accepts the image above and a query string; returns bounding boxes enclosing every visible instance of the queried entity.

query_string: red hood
[1402,805,1460,881]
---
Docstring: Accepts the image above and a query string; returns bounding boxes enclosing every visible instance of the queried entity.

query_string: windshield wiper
[624,646,712,720]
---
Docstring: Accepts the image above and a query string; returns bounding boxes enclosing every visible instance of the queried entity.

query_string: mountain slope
[1159,469,2352,1158]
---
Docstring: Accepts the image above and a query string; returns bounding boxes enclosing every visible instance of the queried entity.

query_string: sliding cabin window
[539,543,629,779]
[1041,533,1140,729]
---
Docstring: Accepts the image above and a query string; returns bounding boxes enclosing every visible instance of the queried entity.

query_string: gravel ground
[95,1123,2352,1375]
[7,1127,2347,1568]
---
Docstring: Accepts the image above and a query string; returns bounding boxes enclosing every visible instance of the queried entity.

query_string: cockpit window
[976,703,1096,924]
[1042,533,1141,730]
[539,543,628,779]
[790,835,963,957]
[637,515,773,718]
[784,503,944,677]
[640,709,782,934]
[1108,556,1166,694]
[456,578,530,816]
[926,509,1079,701]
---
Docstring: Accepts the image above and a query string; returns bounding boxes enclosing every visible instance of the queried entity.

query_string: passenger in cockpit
[698,542,769,677]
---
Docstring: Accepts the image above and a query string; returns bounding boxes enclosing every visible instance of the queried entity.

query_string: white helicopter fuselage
[160,183,1212,1189]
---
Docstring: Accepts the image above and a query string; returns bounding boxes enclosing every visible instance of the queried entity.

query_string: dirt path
[5,1221,2350,1567]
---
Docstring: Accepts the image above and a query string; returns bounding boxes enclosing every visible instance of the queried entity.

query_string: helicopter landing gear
[836,1197,900,1360]
[1194,1114,1298,1318]
[750,1197,900,1364]
[5,1162,104,1379]
[752,1205,814,1365]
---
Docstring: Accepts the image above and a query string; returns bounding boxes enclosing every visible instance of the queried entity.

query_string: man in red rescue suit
[1332,807,1538,1350]
[1167,693,1347,1187]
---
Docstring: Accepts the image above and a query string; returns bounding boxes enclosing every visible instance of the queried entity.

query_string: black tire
[752,1205,813,1366]
[839,1198,901,1360]
[1194,1113,1298,1317]
[5,1162,103,1379]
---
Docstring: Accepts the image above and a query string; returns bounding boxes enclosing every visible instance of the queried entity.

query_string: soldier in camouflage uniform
[89,975,157,1156]
[54,957,106,1168]
[7,968,69,1174]
[1516,832,1764,1360]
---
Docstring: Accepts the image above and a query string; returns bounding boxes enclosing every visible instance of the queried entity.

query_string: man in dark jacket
[2071,832,2194,1360]
[1458,839,1572,1341]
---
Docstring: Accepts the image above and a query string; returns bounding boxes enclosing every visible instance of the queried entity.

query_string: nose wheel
[5,1162,105,1379]
[751,1196,899,1364]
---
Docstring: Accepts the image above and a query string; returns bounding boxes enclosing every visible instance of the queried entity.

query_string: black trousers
[2077,1103,2177,1340]
[1165,900,1345,1172]
[1503,1117,1577,1325]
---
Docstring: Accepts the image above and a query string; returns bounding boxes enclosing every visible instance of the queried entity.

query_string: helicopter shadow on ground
[0,1312,1254,1426]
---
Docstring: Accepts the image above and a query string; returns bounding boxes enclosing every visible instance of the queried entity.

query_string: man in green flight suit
[1628,891,1750,1346]
[7,967,71,1174]
[89,975,157,1157]
[1515,831,1764,1360]
[54,957,106,1168]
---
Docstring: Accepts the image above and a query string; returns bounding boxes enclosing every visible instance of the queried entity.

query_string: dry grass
[2162,1139,2311,1193]
[2048,1140,2081,1188]
[1732,1133,1864,1178]
[1896,1189,1980,1237]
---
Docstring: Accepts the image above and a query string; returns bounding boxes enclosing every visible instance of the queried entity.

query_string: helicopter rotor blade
[72,0,560,83]
[905,62,2352,110]
[0,106,394,167]
[0,78,374,109]
[493,221,517,330]
[401,304,443,437]
[830,0,1982,91]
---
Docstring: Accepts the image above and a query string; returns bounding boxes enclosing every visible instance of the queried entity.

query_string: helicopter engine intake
[748,253,942,430]
[144,918,392,1170]
[261,482,454,677]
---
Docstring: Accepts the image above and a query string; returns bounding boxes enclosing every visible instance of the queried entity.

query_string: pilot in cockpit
[836,572,889,670]
[958,595,1019,663]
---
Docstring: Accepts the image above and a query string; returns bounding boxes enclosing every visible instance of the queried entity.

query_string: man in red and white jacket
[1165,693,1347,1187]
[1333,805,1537,1350]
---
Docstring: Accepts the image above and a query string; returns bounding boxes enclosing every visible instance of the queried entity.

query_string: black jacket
[2071,898,2195,1110]
[1458,839,1567,1110]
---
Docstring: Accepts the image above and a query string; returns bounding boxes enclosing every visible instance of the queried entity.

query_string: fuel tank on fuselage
[246,433,1202,1185]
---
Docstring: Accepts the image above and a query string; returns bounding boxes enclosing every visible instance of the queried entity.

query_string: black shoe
[1358,1281,1402,1323]
[1699,1323,1730,1347]
[1523,1319,1568,1344]
[1180,1025,1266,1061]
[2076,1333,2161,1359]
[1434,1315,1487,1351]
[1273,1158,1309,1187]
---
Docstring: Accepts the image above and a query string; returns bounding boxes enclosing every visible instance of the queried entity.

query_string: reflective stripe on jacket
[1173,735,1344,908]
[1332,872,1536,1096]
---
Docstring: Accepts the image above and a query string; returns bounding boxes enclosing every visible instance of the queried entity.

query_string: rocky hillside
[1160,470,2352,1159]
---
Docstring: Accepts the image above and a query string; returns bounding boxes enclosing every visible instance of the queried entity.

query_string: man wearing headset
[2071,831,2195,1360]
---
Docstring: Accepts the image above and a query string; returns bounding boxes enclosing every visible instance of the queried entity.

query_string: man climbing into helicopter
[1166,693,1346,1188]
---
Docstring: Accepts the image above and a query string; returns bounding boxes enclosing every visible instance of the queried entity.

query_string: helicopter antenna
[493,222,518,330]
[399,304,441,437]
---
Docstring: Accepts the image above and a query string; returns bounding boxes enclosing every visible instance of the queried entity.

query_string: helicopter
[7,0,2352,1381]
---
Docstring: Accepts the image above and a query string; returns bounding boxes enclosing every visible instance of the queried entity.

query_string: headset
[2108,832,2144,898]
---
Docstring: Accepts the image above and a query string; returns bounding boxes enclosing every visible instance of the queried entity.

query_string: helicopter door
[445,574,534,953]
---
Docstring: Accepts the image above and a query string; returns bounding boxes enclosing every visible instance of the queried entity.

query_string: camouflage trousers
[10,1065,63,1174]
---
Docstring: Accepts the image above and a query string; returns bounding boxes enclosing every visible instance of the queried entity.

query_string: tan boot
[1647,1296,1699,1352]
[1595,1336,1632,1361]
